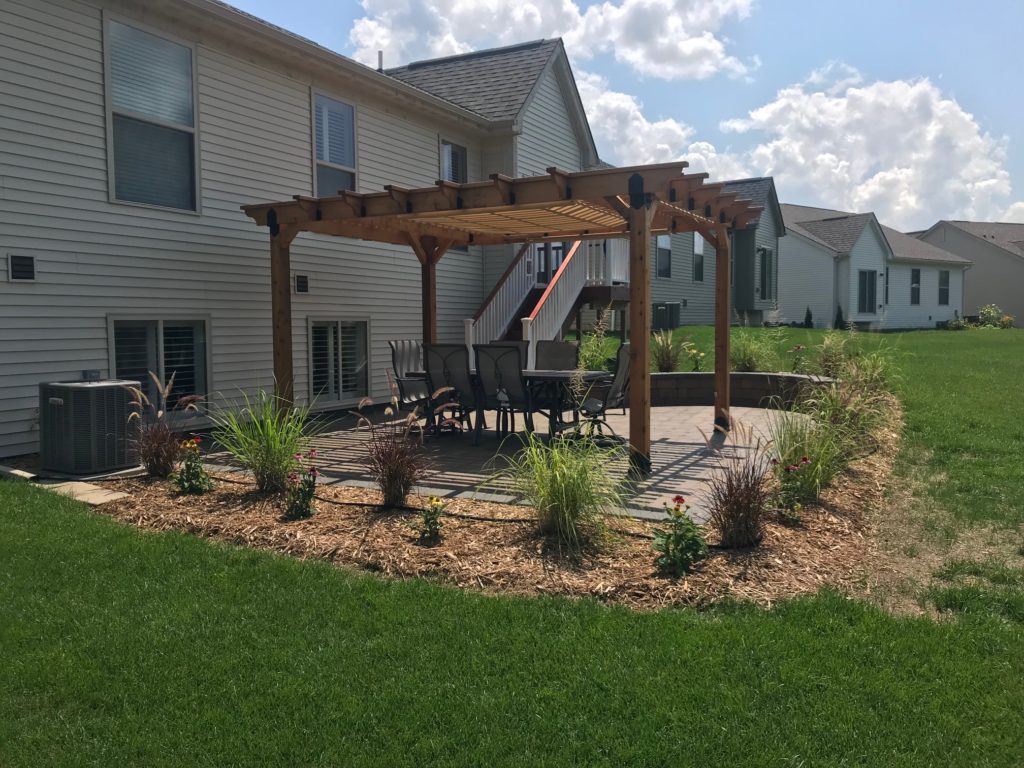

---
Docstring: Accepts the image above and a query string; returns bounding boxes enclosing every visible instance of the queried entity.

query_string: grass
[2,478,1023,767]
[5,327,1024,765]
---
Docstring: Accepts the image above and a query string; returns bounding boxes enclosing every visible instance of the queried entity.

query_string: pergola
[242,161,762,473]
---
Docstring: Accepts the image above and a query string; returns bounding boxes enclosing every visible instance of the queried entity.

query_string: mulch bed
[97,401,901,610]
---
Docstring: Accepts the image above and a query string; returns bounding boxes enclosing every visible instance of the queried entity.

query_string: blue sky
[230,0,1023,228]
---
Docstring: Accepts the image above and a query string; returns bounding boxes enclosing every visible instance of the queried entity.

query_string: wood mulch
[96,403,900,610]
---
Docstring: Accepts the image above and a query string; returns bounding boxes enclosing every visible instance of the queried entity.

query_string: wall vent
[8,254,35,281]
[295,274,309,293]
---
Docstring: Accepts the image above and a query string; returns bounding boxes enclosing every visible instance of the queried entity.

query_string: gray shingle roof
[883,226,970,265]
[721,177,783,232]
[946,221,1024,258]
[386,40,560,122]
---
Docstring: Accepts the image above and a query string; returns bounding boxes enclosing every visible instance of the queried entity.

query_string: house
[0,0,606,458]
[914,221,1024,326]
[777,205,970,329]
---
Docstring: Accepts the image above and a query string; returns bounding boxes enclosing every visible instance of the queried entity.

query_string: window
[314,94,356,195]
[857,270,877,314]
[692,233,704,282]
[112,319,207,408]
[938,270,950,305]
[8,254,35,281]
[759,247,774,300]
[106,20,197,210]
[441,140,468,183]
[310,320,368,402]
[910,268,921,305]
[656,235,671,278]
[884,267,890,305]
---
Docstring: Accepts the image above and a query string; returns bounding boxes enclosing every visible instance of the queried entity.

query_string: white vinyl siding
[105,18,198,211]
[847,223,888,325]
[517,67,582,175]
[0,0,486,457]
[776,232,835,328]
[882,263,963,329]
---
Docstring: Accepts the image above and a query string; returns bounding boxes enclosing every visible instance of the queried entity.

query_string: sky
[230,0,1024,230]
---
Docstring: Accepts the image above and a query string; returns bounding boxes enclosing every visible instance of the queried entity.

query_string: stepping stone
[39,481,127,506]
[454,490,515,504]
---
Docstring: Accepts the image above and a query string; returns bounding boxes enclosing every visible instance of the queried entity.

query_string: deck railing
[585,237,629,285]
[464,243,534,353]
[521,240,585,368]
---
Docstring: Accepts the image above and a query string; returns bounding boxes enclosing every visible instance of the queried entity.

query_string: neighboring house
[915,221,1024,326]
[0,0,601,457]
[777,205,970,329]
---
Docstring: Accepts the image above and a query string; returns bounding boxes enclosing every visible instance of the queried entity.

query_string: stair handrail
[466,242,534,353]
[522,240,585,368]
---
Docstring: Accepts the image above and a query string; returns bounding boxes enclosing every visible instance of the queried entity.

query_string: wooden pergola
[242,162,762,473]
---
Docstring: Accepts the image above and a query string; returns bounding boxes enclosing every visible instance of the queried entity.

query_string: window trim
[310,89,359,196]
[102,11,202,215]
[910,268,921,306]
[655,234,672,279]
[305,316,372,409]
[938,269,950,306]
[106,313,213,422]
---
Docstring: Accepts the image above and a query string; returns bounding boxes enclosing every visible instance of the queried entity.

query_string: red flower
[672,495,686,505]
[308,448,318,459]
[801,456,811,464]
[770,458,780,465]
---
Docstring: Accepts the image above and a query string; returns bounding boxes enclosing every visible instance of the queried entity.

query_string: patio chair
[534,340,578,371]
[577,343,630,439]
[473,343,534,444]
[388,339,428,415]
[423,343,478,433]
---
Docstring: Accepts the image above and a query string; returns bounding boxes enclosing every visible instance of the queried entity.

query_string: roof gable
[947,221,1024,259]
[883,225,971,265]
[386,40,560,123]
[722,177,785,234]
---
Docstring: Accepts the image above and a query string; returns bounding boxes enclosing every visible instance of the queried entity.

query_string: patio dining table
[409,368,611,437]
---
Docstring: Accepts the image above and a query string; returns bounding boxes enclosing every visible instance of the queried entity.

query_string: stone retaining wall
[649,372,833,409]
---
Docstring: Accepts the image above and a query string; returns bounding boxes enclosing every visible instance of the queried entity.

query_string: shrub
[803,306,814,329]
[978,303,1003,327]
[285,450,318,519]
[578,306,613,372]
[1000,314,1016,329]
[651,330,685,372]
[652,495,708,575]
[767,410,848,503]
[946,314,971,330]
[730,328,780,372]
[491,432,625,548]
[174,436,213,494]
[410,495,445,545]
[210,390,311,493]
[703,425,772,547]
[127,372,202,478]
[355,392,428,508]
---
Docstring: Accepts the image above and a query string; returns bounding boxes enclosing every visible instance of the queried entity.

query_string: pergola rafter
[242,161,763,472]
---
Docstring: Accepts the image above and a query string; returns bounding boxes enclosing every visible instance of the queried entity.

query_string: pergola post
[409,235,452,344]
[269,217,297,404]
[713,224,731,430]
[626,176,656,475]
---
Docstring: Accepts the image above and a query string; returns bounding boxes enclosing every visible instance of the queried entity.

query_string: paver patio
[208,405,776,520]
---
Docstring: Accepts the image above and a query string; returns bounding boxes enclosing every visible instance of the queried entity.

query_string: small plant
[767,410,848,502]
[174,436,214,494]
[490,432,625,548]
[285,450,318,519]
[730,328,781,372]
[652,495,708,576]
[210,389,312,493]
[803,306,814,329]
[999,314,1016,329]
[773,456,813,523]
[651,330,684,372]
[687,344,707,372]
[703,425,772,548]
[789,344,810,375]
[946,314,971,330]
[127,372,203,478]
[354,384,428,508]
[409,495,445,545]
[833,305,845,329]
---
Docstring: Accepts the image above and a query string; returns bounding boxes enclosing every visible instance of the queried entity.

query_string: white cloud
[721,65,1022,230]
[1004,202,1024,223]
[350,0,753,81]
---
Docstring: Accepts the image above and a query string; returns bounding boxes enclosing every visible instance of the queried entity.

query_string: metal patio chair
[423,343,478,433]
[473,342,534,444]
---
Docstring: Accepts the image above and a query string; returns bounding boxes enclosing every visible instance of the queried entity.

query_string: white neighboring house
[0,0,601,458]
[777,205,970,329]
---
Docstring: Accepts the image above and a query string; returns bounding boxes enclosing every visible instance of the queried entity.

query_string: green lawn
[3,328,1024,766]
